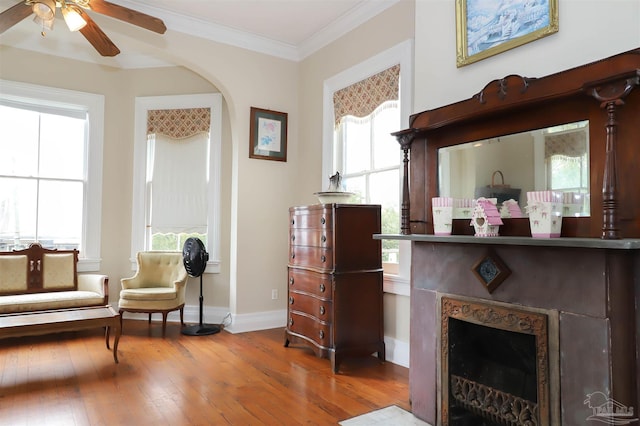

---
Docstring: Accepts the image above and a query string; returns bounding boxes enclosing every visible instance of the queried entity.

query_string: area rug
[339,405,432,425]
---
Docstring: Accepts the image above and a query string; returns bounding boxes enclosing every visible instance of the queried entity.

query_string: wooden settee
[0,243,108,314]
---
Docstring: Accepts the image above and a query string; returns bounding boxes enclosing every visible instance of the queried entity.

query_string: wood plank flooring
[0,319,410,425]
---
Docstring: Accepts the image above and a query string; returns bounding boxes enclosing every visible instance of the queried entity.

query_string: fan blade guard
[183,237,209,277]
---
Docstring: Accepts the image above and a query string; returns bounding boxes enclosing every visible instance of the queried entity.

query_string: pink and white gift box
[432,197,453,235]
[526,191,563,238]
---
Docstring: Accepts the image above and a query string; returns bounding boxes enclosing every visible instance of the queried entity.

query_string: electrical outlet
[271,289,278,300]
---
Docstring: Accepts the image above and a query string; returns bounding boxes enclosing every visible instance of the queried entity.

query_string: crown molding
[111,0,401,62]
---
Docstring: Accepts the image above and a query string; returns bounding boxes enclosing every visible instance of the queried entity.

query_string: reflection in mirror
[438,120,590,218]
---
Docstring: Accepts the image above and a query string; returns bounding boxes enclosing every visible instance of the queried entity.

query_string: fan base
[181,324,221,336]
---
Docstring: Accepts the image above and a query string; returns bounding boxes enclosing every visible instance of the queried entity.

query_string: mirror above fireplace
[394,47,640,238]
[438,120,590,218]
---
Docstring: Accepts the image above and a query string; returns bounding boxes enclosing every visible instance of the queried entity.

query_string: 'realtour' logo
[584,392,638,425]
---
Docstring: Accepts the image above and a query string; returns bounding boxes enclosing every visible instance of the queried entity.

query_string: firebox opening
[448,317,538,425]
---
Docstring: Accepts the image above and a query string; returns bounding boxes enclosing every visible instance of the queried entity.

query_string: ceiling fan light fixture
[31,0,56,20]
[33,14,55,31]
[62,5,86,31]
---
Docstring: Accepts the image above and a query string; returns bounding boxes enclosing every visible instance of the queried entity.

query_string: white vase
[526,191,563,238]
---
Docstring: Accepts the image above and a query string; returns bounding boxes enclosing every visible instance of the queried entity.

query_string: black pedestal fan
[181,237,220,336]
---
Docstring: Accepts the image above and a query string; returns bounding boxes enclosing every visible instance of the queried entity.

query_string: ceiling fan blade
[87,0,166,34]
[0,2,32,34]
[78,11,120,57]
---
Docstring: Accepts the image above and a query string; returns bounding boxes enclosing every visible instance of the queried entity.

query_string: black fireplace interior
[448,318,538,425]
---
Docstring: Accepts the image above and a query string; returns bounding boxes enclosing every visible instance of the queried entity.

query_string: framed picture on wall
[249,107,288,162]
[456,0,559,67]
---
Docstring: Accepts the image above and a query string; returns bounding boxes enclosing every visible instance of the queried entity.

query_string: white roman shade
[147,108,210,235]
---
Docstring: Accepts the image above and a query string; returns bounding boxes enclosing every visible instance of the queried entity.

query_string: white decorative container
[432,197,453,235]
[500,199,524,218]
[453,198,475,219]
[562,192,584,217]
[526,191,563,238]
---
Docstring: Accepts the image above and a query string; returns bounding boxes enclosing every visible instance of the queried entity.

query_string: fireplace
[379,49,640,426]
[441,296,550,426]
[405,240,635,426]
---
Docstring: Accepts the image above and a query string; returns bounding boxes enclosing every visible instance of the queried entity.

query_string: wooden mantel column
[393,129,417,235]
[587,73,640,240]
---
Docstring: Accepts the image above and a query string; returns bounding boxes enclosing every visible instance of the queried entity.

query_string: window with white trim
[131,94,222,273]
[335,100,401,272]
[0,80,104,271]
[323,41,413,294]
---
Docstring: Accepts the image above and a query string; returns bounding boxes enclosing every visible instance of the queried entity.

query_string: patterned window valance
[147,108,211,139]
[545,131,587,158]
[333,64,400,127]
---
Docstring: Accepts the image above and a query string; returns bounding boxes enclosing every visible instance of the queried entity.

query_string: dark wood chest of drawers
[284,204,385,372]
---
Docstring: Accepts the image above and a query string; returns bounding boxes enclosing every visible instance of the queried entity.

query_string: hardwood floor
[0,319,410,425]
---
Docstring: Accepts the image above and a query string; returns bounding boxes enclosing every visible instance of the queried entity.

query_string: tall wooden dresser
[284,203,385,373]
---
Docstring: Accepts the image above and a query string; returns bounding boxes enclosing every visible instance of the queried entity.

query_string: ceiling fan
[0,0,166,57]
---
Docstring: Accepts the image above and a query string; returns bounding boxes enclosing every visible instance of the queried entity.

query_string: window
[335,101,401,271]
[0,80,104,271]
[544,121,590,216]
[323,40,413,294]
[131,94,222,273]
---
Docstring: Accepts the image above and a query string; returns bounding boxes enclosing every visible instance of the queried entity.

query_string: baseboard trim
[223,309,287,334]
[116,303,410,367]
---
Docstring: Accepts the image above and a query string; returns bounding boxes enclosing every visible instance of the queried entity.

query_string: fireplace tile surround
[386,236,639,425]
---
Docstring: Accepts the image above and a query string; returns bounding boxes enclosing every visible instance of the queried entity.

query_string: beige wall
[0,48,233,310]
[297,0,415,344]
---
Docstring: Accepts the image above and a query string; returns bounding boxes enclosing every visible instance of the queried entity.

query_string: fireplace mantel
[388,48,640,426]
[375,235,640,250]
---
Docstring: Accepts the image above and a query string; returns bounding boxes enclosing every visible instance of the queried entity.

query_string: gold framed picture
[456,0,559,67]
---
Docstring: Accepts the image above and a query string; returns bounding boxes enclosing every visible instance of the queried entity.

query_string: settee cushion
[0,255,28,295]
[0,291,106,315]
[42,253,77,291]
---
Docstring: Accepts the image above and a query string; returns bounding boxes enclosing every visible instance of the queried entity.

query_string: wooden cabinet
[284,204,385,373]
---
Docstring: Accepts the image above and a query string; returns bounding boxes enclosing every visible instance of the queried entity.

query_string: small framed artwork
[249,107,288,162]
[455,0,559,67]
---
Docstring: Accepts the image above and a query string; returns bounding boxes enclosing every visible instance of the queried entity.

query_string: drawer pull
[289,296,294,305]
[291,252,295,259]
[320,217,326,225]
[291,235,295,242]
[320,255,326,263]
[319,283,325,293]
[289,318,293,326]
[319,330,324,339]
[289,277,294,285]
[321,235,326,243]
[291,219,295,225]
[319,306,325,315]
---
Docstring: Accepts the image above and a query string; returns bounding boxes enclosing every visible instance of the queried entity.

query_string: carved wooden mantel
[394,48,640,239]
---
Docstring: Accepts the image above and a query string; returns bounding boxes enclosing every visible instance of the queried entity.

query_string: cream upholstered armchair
[119,251,188,335]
